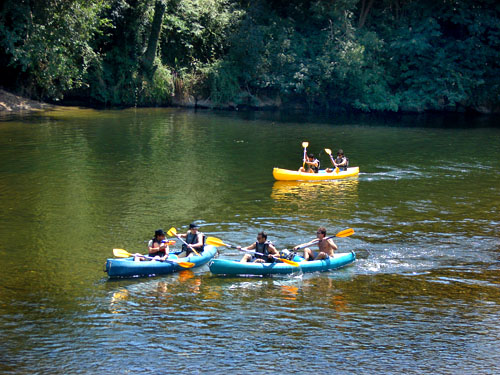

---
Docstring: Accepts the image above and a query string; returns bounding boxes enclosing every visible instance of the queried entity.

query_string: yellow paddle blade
[324,148,332,155]
[206,236,228,247]
[302,141,309,148]
[335,167,339,174]
[177,261,195,268]
[167,227,177,237]
[113,248,133,258]
[278,258,299,267]
[336,228,355,237]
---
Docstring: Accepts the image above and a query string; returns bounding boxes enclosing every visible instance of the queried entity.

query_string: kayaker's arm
[148,241,169,255]
[327,238,338,251]
[238,242,257,251]
[293,238,318,251]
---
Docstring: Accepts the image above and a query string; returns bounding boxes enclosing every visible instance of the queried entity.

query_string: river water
[0,108,499,374]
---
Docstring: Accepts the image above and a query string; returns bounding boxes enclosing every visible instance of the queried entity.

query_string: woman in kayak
[239,231,280,263]
[134,228,171,261]
[178,222,205,256]
[299,153,320,173]
[293,227,338,261]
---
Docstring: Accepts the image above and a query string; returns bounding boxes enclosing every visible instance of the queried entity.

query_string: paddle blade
[206,236,228,247]
[113,248,132,258]
[278,258,300,267]
[336,228,355,237]
[177,261,195,268]
[324,148,332,155]
[302,141,309,148]
[167,227,177,237]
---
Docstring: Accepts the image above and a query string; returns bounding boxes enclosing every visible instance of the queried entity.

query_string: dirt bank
[0,89,53,112]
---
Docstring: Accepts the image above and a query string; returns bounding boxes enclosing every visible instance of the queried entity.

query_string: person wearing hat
[326,149,349,172]
[177,223,205,257]
[148,229,170,258]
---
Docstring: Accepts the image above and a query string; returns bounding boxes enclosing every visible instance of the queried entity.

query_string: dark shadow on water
[209,108,500,129]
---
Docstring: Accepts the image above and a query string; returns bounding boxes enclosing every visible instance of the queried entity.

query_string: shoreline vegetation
[1,1,499,115]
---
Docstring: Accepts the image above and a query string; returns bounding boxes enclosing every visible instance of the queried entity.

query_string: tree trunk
[358,0,374,29]
[142,0,166,76]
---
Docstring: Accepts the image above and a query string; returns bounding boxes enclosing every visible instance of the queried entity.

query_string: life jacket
[182,231,205,253]
[254,241,274,262]
[335,156,349,171]
[306,159,320,173]
[149,237,166,256]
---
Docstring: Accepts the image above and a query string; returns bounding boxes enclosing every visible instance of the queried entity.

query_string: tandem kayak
[106,245,218,278]
[209,251,355,276]
[273,167,359,181]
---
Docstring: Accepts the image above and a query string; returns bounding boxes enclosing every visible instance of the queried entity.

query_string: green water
[0,107,499,374]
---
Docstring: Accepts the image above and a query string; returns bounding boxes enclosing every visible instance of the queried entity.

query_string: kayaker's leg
[240,253,252,263]
[314,252,328,260]
[303,247,313,261]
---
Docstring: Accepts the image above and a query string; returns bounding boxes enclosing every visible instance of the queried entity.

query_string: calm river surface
[0,108,499,374]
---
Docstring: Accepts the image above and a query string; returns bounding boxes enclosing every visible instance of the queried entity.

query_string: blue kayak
[106,245,218,278]
[209,251,355,276]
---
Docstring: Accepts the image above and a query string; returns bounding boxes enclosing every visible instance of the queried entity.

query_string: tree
[0,0,109,100]
[141,0,167,76]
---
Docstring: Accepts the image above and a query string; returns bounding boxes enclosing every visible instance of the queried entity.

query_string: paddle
[112,248,195,268]
[167,227,201,256]
[294,228,355,250]
[205,236,300,267]
[325,148,339,173]
[302,141,309,170]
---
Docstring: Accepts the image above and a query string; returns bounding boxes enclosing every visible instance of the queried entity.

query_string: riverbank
[0,89,53,112]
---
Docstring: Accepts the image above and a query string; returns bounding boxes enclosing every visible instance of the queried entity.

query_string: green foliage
[0,0,110,100]
[137,60,175,106]
[161,0,243,68]
[1,0,499,112]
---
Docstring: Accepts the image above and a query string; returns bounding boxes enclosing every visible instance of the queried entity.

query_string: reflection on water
[1,108,499,374]
[271,178,359,202]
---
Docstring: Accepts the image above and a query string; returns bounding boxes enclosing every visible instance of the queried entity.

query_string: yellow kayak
[273,166,360,181]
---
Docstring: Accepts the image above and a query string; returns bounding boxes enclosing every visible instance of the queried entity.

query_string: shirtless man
[293,227,338,261]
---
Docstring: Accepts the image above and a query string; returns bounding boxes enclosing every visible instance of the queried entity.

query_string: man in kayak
[326,149,348,172]
[293,227,338,261]
[299,153,320,173]
[238,231,280,263]
[178,222,205,256]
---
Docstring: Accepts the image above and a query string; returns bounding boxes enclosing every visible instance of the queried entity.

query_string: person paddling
[178,223,205,257]
[148,229,170,258]
[239,231,280,263]
[293,227,338,261]
[299,153,320,173]
[326,149,348,172]
[134,229,170,261]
